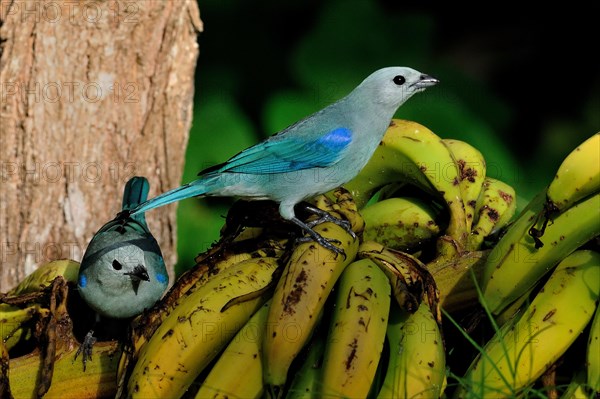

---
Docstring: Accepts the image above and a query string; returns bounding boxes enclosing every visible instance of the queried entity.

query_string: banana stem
[427,248,489,312]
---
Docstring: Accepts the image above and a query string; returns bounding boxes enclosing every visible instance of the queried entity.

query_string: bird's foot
[302,205,357,240]
[295,235,345,258]
[291,216,346,259]
[74,330,97,371]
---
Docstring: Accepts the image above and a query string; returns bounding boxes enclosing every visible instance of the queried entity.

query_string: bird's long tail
[129,177,215,216]
[122,176,150,225]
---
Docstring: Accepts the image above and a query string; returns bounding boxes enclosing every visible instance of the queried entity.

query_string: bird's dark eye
[393,75,406,85]
[112,260,123,270]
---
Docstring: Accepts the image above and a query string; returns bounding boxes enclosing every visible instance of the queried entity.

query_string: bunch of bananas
[456,132,600,397]
[1,122,598,399]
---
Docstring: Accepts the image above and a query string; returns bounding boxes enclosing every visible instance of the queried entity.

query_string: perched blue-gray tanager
[130,67,438,253]
[77,176,168,319]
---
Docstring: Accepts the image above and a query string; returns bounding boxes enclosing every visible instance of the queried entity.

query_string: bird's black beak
[412,74,439,89]
[124,264,150,282]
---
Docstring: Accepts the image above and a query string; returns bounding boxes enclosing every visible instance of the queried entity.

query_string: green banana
[319,258,391,398]
[482,191,600,314]
[588,302,600,395]
[285,334,325,399]
[194,301,270,399]
[1,338,9,399]
[377,299,446,399]
[468,177,516,251]
[426,248,488,312]
[8,259,80,296]
[126,256,279,398]
[362,197,441,252]
[443,138,487,233]
[344,119,467,247]
[1,260,79,351]
[457,250,600,398]
[0,260,80,353]
[545,132,600,215]
[0,303,49,350]
[262,221,359,395]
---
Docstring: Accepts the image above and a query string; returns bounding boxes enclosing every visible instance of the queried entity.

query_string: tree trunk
[0,0,202,290]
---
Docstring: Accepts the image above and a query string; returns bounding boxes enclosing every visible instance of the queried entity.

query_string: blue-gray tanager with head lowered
[130,67,438,253]
[77,176,168,319]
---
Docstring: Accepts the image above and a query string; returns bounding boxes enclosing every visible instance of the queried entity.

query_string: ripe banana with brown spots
[319,258,391,398]
[126,256,280,398]
[457,250,600,397]
[344,119,467,247]
[262,221,360,395]
[442,138,487,233]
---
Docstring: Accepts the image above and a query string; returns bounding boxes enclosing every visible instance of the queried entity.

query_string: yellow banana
[319,258,391,398]
[127,256,279,398]
[9,340,119,399]
[344,119,467,246]
[8,259,80,296]
[482,191,600,314]
[545,132,600,214]
[262,222,359,395]
[119,237,285,386]
[561,369,589,399]
[362,197,441,252]
[318,188,366,235]
[195,301,270,399]
[118,252,252,391]
[377,299,446,399]
[457,250,600,398]
[588,302,600,395]
[492,284,536,328]
[480,182,517,236]
[286,334,325,399]
[467,177,516,251]
[443,138,487,233]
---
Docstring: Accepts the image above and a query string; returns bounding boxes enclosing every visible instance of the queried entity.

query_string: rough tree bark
[0,0,202,290]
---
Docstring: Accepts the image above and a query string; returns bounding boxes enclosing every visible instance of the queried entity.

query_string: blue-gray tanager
[130,67,438,253]
[77,176,168,319]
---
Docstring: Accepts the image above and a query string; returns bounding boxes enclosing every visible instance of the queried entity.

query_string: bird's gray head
[354,67,439,110]
[77,229,168,318]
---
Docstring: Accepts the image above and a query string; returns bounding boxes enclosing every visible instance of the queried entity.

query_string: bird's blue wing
[203,127,353,175]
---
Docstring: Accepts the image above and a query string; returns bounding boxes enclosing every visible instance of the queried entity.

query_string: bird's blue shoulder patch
[156,273,168,285]
[78,274,87,288]
[315,127,352,151]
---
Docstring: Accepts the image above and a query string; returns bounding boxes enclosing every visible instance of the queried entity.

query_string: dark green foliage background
[174,1,599,274]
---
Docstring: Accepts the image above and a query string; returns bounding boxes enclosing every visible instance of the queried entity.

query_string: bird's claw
[290,211,350,259]
[303,206,357,240]
[74,330,97,371]
[296,236,346,259]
